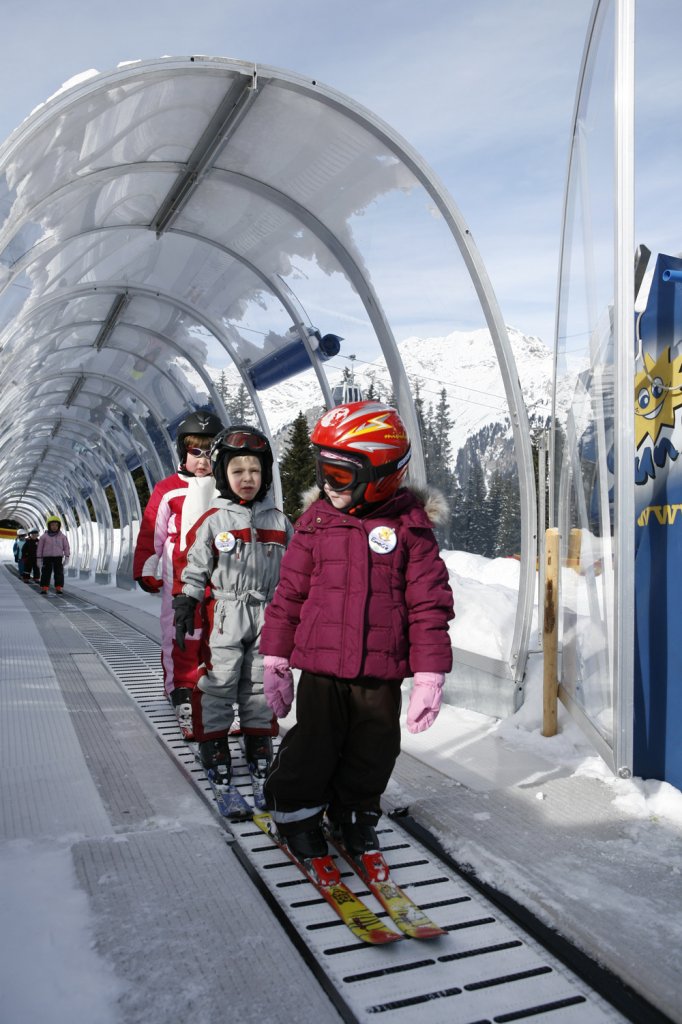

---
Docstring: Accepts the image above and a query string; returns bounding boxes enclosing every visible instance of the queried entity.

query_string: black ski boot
[286,826,328,861]
[170,687,194,736]
[331,812,381,855]
[244,735,273,775]
[199,737,231,785]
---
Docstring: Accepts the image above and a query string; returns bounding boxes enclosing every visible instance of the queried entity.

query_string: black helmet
[176,410,224,464]
[211,425,273,502]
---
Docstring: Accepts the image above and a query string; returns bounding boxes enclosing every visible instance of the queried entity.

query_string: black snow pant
[40,556,64,589]
[264,671,402,834]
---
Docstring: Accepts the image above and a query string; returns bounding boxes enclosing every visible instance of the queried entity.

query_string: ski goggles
[221,430,268,452]
[185,447,212,459]
[315,452,367,492]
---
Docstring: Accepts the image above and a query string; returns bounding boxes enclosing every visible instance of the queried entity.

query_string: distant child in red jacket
[260,400,454,861]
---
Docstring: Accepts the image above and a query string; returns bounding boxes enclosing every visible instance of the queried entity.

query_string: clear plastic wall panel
[95,330,198,411]
[214,81,415,252]
[0,67,233,205]
[554,0,617,748]
[634,3,682,254]
[124,294,215,370]
[175,174,344,298]
[4,292,115,345]
[0,169,178,270]
[0,269,36,335]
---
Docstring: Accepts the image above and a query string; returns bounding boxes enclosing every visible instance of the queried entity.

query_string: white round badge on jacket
[215,531,236,552]
[368,525,397,554]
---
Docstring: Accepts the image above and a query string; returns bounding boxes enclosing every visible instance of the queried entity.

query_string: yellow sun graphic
[635,347,682,448]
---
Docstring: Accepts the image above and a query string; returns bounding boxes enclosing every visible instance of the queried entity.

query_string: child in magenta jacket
[260,400,454,861]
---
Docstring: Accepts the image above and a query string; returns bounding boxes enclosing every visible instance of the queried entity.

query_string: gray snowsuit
[179,491,293,739]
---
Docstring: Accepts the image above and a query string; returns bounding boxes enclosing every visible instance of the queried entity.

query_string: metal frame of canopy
[0,56,537,716]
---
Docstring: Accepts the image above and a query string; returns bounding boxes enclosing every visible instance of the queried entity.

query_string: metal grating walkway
[53,588,627,1024]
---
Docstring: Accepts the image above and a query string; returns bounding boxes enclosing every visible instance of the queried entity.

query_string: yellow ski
[254,813,402,945]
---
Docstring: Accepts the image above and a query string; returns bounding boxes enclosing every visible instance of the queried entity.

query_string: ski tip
[410,925,447,940]
[364,928,404,945]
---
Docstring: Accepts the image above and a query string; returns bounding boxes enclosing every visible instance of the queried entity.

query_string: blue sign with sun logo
[634,251,682,788]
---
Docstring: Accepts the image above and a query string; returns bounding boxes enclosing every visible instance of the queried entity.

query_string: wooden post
[542,527,559,737]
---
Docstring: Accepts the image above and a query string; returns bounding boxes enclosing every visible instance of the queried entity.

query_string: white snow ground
[1,537,681,1023]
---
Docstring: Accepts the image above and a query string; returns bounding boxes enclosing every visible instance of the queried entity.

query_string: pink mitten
[406,672,445,734]
[263,656,294,718]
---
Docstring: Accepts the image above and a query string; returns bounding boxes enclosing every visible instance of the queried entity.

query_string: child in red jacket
[133,410,223,734]
[260,400,454,861]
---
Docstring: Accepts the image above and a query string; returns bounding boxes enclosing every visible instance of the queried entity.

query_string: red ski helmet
[311,400,411,510]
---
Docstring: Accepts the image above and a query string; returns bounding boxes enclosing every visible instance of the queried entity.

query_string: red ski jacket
[133,471,192,583]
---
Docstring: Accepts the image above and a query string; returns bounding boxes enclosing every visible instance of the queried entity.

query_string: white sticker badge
[215,531,236,553]
[368,525,397,554]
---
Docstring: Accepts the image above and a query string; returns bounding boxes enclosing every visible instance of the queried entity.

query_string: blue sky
[0,0,595,346]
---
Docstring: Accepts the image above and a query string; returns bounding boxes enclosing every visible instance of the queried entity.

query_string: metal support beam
[151,71,259,237]
[94,292,129,350]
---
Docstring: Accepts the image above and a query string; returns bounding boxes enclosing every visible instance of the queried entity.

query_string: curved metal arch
[21,336,202,430]
[166,226,336,406]
[0,217,333,409]
[27,436,141,582]
[267,74,537,688]
[0,397,168,503]
[9,411,137,501]
[2,88,424,479]
[0,372,175,512]
[13,446,110,505]
[0,55,538,712]
[7,334,197,419]
[203,165,427,480]
[1,493,47,529]
[0,160,184,260]
[0,364,177,471]
[0,278,286,496]
[0,310,227,440]
[1,177,342,411]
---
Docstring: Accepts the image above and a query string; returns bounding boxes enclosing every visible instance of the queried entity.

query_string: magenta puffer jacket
[260,488,454,681]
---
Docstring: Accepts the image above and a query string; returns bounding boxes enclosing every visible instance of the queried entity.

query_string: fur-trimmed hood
[299,483,449,525]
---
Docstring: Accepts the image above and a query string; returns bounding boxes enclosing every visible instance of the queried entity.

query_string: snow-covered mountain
[207,326,557,459]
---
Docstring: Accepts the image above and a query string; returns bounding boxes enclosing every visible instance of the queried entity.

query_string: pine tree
[494,472,521,556]
[279,411,317,521]
[420,389,457,547]
[454,442,488,555]
[484,470,520,557]
[216,370,229,406]
[224,381,255,424]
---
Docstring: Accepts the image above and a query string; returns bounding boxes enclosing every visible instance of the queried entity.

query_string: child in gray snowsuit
[172,426,293,783]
